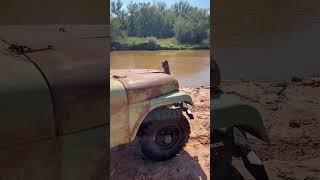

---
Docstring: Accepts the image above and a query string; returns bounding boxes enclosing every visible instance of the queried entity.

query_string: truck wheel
[140,107,190,161]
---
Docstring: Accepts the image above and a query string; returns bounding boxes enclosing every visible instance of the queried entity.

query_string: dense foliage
[111,0,210,49]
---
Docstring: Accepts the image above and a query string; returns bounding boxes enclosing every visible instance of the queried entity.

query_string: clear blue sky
[119,0,210,11]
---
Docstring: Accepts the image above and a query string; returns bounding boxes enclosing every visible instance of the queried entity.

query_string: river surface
[0,0,106,24]
[110,50,210,88]
[215,0,320,81]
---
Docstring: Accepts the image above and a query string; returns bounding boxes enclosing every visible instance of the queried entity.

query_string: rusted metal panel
[110,78,130,147]
[0,40,55,147]
[110,69,179,104]
[0,25,108,135]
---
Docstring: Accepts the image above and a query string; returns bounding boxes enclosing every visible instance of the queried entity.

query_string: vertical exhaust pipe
[162,60,170,75]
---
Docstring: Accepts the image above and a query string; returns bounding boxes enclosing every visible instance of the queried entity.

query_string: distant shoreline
[111,37,210,51]
[111,48,210,51]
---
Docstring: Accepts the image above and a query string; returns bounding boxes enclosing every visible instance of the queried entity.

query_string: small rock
[265,101,273,105]
[277,171,298,180]
[289,120,301,128]
[301,81,320,87]
[291,76,303,82]
[59,27,67,32]
[310,73,320,78]
[203,153,209,158]
[304,176,318,180]
[240,78,249,83]
[311,82,320,87]
[273,81,288,87]
[268,105,279,111]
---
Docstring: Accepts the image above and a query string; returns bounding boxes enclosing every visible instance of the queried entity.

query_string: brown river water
[0,0,106,24]
[110,50,210,88]
[215,0,320,81]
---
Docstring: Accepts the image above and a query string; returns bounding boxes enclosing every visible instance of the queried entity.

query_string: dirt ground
[110,87,210,180]
[220,74,320,180]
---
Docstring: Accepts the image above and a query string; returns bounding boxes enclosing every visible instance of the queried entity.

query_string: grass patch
[111,36,209,51]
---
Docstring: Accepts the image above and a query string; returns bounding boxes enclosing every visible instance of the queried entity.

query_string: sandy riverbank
[221,74,320,180]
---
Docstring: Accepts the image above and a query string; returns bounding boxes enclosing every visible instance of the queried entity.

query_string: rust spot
[131,102,151,137]
[111,69,179,104]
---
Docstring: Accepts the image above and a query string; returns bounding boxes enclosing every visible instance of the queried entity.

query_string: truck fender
[128,91,193,141]
[212,94,269,142]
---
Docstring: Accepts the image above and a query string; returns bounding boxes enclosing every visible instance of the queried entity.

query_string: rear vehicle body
[211,60,269,180]
[212,94,269,180]
[0,26,107,180]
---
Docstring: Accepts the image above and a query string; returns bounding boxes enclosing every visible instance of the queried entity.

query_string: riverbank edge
[111,45,210,51]
[111,47,210,51]
[111,37,210,51]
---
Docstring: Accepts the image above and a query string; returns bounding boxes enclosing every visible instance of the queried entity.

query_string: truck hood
[111,69,179,104]
[0,40,54,147]
[0,25,108,135]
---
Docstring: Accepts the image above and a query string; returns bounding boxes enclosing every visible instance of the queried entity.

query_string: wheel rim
[154,126,180,150]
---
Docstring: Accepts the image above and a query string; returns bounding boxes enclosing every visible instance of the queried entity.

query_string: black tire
[139,107,190,161]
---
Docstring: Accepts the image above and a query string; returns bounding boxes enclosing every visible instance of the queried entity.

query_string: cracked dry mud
[110,87,210,180]
[222,75,320,180]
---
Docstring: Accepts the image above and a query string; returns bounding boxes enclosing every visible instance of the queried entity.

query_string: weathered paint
[110,69,194,147]
[0,40,55,147]
[212,94,269,142]
[111,69,179,104]
[110,78,130,147]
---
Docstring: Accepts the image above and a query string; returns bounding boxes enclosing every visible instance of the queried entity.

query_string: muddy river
[110,50,210,88]
[0,0,106,24]
[215,0,320,81]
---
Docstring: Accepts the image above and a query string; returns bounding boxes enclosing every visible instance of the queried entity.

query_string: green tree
[111,0,127,30]
[173,1,210,44]
[110,17,124,42]
[110,0,210,49]
[172,0,192,17]
[127,2,166,38]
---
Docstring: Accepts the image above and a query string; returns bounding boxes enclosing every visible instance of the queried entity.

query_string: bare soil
[110,87,210,180]
[221,74,320,180]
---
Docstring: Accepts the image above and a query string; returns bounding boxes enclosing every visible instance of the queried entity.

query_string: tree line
[111,0,210,45]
